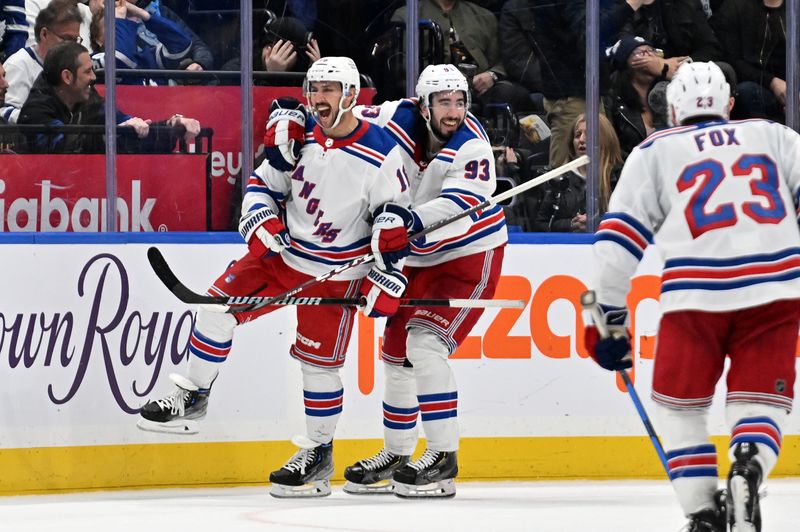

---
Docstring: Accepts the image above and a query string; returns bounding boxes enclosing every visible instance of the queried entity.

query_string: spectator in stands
[532,113,622,232]
[618,0,723,78]
[221,14,321,74]
[711,0,787,122]
[528,0,645,167]
[134,0,214,72]
[0,61,17,151]
[1,0,92,59]
[604,35,668,159]
[393,0,534,114]
[90,0,191,85]
[0,61,8,110]
[18,41,200,153]
[2,0,82,123]
[498,0,542,95]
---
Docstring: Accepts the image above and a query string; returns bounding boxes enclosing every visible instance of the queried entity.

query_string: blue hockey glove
[584,304,632,371]
[371,203,415,271]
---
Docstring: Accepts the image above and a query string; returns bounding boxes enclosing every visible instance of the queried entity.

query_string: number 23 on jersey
[678,154,786,239]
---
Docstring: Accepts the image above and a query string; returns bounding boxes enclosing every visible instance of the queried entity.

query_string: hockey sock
[187,307,237,388]
[406,328,458,452]
[301,362,343,445]
[726,403,786,477]
[383,363,419,456]
[654,403,719,516]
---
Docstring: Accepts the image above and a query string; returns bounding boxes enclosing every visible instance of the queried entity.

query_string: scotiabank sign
[0,154,206,231]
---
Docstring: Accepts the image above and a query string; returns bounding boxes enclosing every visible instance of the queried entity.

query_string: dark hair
[43,41,87,86]
[34,0,82,43]
[610,69,645,113]
[90,7,104,52]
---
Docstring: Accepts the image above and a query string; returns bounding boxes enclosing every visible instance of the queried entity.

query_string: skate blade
[394,478,455,499]
[270,480,331,498]
[136,417,199,435]
[343,480,395,495]
[729,476,757,532]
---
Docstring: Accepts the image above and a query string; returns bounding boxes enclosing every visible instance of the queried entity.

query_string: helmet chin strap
[421,104,452,145]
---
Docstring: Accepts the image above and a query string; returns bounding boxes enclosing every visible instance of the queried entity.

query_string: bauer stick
[204,155,590,312]
[581,289,670,476]
[147,247,524,309]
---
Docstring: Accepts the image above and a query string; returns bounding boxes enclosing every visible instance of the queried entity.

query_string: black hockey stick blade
[147,246,220,305]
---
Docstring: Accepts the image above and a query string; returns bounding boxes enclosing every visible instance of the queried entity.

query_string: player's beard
[431,114,464,141]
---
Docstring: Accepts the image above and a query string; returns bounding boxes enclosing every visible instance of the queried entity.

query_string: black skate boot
[343,448,410,495]
[136,373,213,434]
[727,442,763,532]
[269,436,334,498]
[393,449,458,498]
[684,490,727,532]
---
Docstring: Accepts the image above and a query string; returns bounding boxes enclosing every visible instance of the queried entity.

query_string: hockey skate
[727,443,763,532]
[269,435,334,498]
[343,448,410,495]
[136,373,213,434]
[682,490,727,532]
[392,449,458,498]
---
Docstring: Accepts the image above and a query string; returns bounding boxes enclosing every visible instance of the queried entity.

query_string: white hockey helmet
[415,63,471,110]
[304,56,361,130]
[416,64,470,141]
[666,61,731,126]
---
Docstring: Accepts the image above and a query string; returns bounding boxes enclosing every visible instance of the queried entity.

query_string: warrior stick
[191,155,589,312]
[581,289,670,477]
[147,248,524,309]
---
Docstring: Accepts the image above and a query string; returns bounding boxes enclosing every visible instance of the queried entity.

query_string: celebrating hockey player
[137,57,411,499]
[585,61,800,532]
[344,65,507,499]
[262,64,506,498]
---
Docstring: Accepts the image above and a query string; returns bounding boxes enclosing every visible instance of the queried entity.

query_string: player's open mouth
[316,105,332,120]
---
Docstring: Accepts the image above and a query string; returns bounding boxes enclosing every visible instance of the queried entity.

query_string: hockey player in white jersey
[263,64,507,497]
[584,61,800,532]
[136,57,411,498]
[341,65,507,498]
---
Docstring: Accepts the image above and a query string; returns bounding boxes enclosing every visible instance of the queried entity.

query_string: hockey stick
[147,247,524,309]
[238,155,590,311]
[581,290,670,477]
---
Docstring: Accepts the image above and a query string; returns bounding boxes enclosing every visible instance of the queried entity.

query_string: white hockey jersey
[1,45,41,123]
[356,98,507,267]
[594,119,800,313]
[244,118,409,280]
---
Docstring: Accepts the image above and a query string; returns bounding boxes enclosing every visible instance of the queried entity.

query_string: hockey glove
[359,265,408,318]
[584,304,633,371]
[264,97,306,171]
[371,203,415,271]
[239,207,291,259]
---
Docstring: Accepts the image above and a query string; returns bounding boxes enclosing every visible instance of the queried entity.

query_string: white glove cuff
[239,208,276,242]
[366,267,407,298]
